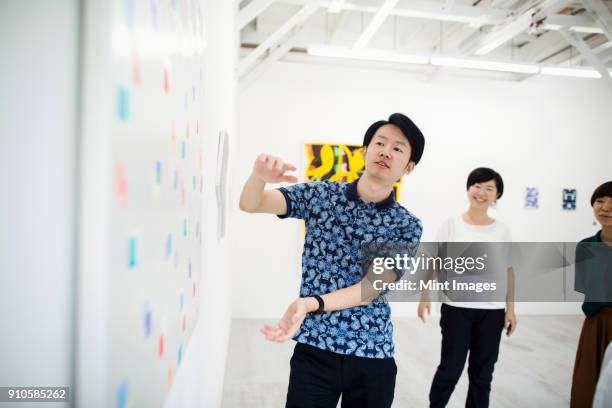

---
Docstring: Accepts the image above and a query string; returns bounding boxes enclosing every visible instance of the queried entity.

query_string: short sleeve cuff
[276,187,292,219]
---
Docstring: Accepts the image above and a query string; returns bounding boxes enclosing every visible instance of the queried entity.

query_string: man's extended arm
[239,153,297,214]
[261,265,399,342]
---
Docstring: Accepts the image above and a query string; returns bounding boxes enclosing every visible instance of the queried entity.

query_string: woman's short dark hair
[466,167,504,199]
[591,181,612,206]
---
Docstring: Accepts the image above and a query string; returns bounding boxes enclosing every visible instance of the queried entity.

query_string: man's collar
[345,177,395,210]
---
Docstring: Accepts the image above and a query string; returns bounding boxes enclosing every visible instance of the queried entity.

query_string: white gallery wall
[0,2,79,406]
[2,1,236,407]
[164,1,237,408]
[231,60,612,319]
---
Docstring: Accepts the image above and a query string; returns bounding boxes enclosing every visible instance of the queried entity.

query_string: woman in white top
[418,167,517,408]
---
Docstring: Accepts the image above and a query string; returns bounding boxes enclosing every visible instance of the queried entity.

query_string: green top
[575,231,612,316]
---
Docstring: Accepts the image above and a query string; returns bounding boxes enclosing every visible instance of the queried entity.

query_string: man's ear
[404,161,415,175]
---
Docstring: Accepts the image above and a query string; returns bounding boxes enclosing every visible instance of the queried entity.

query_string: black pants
[429,303,505,408]
[286,342,397,408]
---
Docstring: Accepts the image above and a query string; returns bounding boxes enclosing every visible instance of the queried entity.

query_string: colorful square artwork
[304,143,402,200]
[525,187,539,209]
[563,189,577,211]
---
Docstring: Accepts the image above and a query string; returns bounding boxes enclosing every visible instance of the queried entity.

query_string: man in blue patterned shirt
[239,113,425,407]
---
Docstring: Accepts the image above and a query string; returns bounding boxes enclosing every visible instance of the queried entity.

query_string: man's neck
[357,173,394,203]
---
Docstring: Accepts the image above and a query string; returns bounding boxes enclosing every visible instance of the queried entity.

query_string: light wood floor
[222,316,583,407]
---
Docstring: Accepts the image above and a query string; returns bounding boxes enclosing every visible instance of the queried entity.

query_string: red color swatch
[132,60,141,85]
[163,69,170,93]
[114,161,128,207]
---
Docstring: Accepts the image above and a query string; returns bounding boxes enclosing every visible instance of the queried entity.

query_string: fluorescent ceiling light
[540,66,605,78]
[306,46,612,79]
[431,56,539,74]
[306,46,429,64]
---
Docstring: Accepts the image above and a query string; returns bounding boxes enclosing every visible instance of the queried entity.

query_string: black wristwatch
[309,295,325,315]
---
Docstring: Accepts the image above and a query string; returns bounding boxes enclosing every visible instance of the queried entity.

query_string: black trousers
[286,342,397,408]
[429,303,505,408]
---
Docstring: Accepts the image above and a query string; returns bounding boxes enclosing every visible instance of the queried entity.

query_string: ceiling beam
[559,28,612,86]
[491,0,522,7]
[582,0,612,43]
[329,9,350,43]
[548,36,610,64]
[239,0,277,30]
[327,0,346,13]
[238,1,319,77]
[465,0,568,56]
[463,17,534,55]
[518,29,566,61]
[541,13,604,33]
[240,28,301,89]
[353,0,399,49]
[277,0,508,25]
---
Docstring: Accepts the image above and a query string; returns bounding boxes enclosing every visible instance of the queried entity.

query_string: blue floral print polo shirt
[277,178,423,358]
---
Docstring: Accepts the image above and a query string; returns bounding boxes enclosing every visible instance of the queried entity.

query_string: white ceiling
[238,0,612,84]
